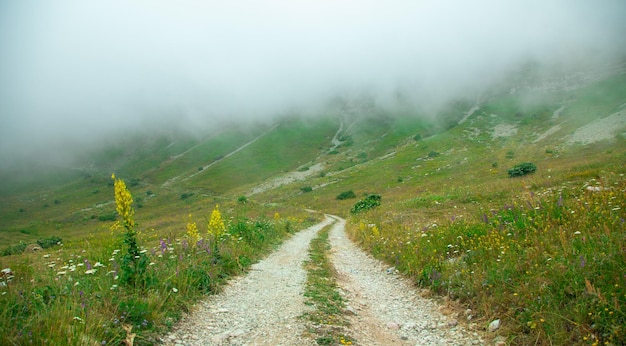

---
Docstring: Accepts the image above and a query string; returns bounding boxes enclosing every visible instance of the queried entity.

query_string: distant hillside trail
[161,123,280,188]
[161,216,483,346]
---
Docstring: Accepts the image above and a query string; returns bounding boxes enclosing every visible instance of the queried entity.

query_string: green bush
[351,194,381,214]
[508,162,537,177]
[428,151,440,158]
[98,213,117,221]
[36,236,62,249]
[180,193,194,200]
[2,242,27,256]
[413,134,422,141]
[301,186,313,193]
[336,190,356,200]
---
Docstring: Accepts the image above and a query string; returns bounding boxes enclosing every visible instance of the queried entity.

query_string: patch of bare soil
[567,109,626,145]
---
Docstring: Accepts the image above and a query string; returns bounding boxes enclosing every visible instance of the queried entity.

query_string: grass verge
[349,173,626,345]
[0,178,316,345]
[302,221,354,345]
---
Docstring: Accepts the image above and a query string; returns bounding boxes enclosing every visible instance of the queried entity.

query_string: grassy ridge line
[302,217,354,346]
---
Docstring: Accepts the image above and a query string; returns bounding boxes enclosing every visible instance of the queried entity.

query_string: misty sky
[1,0,625,164]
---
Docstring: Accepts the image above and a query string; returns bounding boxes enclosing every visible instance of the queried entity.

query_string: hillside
[1,59,625,250]
[1,60,626,344]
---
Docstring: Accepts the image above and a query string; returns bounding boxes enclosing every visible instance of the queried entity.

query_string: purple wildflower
[579,255,586,268]
[84,260,92,270]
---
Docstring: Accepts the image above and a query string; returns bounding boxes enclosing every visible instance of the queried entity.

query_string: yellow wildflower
[208,204,226,237]
[186,214,200,246]
[112,174,134,229]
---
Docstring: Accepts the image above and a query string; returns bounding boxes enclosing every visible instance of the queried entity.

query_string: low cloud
[1,0,625,165]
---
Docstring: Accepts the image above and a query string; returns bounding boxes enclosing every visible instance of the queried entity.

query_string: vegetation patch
[350,194,381,214]
[508,162,537,177]
[302,223,354,345]
[0,176,312,345]
[350,176,626,345]
[336,190,356,200]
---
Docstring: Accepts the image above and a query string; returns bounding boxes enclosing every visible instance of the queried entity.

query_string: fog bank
[1,0,625,165]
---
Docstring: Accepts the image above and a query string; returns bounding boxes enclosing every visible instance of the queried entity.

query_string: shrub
[508,162,537,177]
[413,134,422,141]
[36,236,62,249]
[428,151,440,158]
[505,151,515,159]
[237,196,248,204]
[351,194,381,214]
[98,213,117,221]
[180,193,194,200]
[336,190,356,200]
[301,186,313,193]
[2,242,27,256]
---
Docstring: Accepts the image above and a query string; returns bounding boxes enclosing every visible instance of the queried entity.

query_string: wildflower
[110,285,118,290]
[112,173,134,229]
[57,271,67,276]
[94,262,105,268]
[85,269,97,275]
[208,205,226,237]
[186,215,201,246]
[172,287,178,293]
[43,254,50,258]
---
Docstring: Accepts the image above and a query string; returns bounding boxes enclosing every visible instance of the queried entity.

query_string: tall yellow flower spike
[208,204,226,238]
[186,214,200,246]
[112,173,134,229]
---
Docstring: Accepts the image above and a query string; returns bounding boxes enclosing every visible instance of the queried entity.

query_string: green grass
[0,61,625,345]
[348,172,626,345]
[302,221,354,345]
[0,180,316,345]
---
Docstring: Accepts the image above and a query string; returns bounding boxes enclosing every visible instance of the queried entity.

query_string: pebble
[488,319,501,332]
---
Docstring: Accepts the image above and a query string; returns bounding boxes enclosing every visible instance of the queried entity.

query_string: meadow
[1,65,625,345]
[349,171,625,345]
[0,176,316,345]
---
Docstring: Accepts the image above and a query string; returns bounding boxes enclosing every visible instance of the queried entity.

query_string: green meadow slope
[1,60,625,344]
